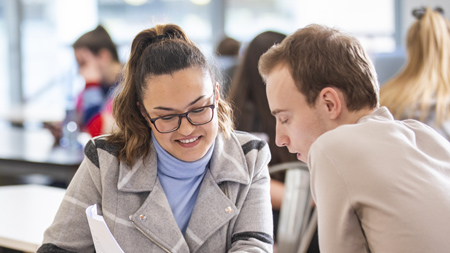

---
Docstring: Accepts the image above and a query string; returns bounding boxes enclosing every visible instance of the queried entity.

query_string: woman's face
[142,67,219,162]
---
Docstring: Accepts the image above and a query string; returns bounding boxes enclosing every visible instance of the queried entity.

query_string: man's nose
[275,125,289,147]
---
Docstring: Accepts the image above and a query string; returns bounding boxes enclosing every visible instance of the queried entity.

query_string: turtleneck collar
[151,132,215,179]
[151,132,215,235]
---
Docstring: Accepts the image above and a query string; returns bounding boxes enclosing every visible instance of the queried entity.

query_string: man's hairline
[261,60,290,83]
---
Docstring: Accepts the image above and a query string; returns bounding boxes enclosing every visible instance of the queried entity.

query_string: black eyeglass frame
[144,103,216,133]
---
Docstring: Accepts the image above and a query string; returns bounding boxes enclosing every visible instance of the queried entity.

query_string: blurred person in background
[38,23,273,252]
[214,36,241,98]
[45,25,122,145]
[380,7,450,141]
[227,31,319,252]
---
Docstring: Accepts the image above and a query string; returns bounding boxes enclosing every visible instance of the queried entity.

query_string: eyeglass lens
[154,106,214,133]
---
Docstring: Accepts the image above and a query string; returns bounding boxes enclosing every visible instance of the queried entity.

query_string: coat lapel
[130,179,190,253]
[117,143,190,252]
[116,143,157,193]
[184,170,237,252]
[184,133,252,252]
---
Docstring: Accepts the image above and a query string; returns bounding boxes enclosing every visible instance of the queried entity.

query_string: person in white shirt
[259,23,450,253]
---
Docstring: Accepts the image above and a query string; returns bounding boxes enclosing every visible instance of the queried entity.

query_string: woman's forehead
[144,67,214,107]
[147,67,211,89]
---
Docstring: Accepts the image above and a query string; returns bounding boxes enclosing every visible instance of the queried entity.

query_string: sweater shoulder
[233,131,268,156]
[84,135,121,168]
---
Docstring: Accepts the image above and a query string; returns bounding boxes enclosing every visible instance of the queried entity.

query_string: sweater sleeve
[37,139,102,253]
[78,82,105,137]
[229,140,274,252]
[309,145,369,253]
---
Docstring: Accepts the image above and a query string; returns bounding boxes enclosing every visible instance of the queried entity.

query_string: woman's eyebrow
[188,95,206,106]
[153,95,206,111]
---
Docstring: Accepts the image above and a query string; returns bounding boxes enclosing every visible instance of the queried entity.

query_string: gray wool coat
[38,131,273,253]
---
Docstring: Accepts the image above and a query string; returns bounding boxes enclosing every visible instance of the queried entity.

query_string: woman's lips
[179,136,199,144]
[177,136,201,147]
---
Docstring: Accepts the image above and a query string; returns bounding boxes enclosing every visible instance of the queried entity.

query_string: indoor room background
[0,0,449,126]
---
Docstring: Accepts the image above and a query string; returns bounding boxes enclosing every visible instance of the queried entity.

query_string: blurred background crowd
[1,0,449,125]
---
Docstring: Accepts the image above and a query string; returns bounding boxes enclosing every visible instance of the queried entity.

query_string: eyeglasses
[144,93,216,133]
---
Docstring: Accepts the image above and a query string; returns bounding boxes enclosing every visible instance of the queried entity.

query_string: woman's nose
[177,117,196,136]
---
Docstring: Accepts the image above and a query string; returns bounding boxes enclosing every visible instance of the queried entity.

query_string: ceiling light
[190,0,210,6]
[124,0,148,6]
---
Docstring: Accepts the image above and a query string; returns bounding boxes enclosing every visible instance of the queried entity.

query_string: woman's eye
[160,115,176,121]
[191,107,205,114]
[280,118,289,124]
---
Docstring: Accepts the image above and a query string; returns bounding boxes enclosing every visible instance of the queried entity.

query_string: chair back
[270,161,317,253]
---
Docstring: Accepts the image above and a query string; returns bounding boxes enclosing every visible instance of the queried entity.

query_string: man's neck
[347,107,377,124]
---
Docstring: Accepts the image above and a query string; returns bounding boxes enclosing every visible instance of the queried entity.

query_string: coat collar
[117,132,250,193]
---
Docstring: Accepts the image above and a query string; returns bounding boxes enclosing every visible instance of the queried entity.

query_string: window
[0,1,7,113]
[226,0,396,54]
[0,0,398,123]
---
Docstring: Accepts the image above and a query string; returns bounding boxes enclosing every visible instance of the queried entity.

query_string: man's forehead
[266,67,296,93]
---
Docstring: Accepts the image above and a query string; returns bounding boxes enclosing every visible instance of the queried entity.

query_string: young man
[45,25,121,144]
[259,24,450,252]
[72,25,122,137]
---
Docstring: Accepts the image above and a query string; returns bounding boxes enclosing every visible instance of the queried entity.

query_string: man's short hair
[259,24,379,111]
[73,25,119,62]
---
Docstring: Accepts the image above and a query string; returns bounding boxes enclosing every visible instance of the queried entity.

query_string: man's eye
[280,119,289,124]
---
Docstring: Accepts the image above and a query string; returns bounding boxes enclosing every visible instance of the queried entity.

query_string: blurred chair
[270,161,317,253]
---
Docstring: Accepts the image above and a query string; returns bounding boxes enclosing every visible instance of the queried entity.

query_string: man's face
[265,64,327,164]
[74,48,103,83]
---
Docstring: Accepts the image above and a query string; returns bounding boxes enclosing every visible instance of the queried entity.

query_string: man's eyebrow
[153,95,206,111]
[271,109,286,116]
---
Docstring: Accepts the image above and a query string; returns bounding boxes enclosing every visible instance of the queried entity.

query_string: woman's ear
[214,82,220,102]
[318,87,342,120]
[136,102,147,119]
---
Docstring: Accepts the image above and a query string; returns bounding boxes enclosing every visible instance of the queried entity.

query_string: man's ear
[318,87,342,120]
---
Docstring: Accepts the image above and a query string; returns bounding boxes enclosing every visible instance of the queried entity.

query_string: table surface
[0,123,85,165]
[0,184,66,252]
[0,123,85,185]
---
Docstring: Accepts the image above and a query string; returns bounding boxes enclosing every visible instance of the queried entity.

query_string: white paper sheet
[85,204,125,253]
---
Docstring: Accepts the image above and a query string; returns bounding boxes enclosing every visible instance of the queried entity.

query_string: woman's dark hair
[228,31,297,166]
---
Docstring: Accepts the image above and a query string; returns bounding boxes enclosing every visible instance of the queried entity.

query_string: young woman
[227,31,318,252]
[38,24,273,252]
[380,7,450,140]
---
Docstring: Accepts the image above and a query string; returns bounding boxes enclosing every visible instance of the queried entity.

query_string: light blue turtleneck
[151,133,214,235]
